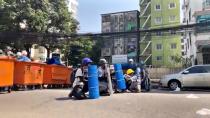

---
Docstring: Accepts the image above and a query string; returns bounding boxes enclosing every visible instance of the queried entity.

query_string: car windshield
[183,66,207,74]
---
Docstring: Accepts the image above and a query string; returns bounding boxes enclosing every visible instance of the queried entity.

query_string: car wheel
[168,80,181,90]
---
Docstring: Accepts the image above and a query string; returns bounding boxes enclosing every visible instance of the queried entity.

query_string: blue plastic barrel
[88,65,100,99]
[114,64,126,90]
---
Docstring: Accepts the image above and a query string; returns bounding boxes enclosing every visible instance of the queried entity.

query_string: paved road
[0,89,210,118]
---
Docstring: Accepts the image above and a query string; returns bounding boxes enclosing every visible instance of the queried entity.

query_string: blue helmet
[82,58,93,65]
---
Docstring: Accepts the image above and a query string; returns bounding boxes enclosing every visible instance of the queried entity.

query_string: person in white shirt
[98,59,109,95]
[69,58,93,99]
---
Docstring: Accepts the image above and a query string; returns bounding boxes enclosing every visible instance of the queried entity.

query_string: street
[0,89,210,118]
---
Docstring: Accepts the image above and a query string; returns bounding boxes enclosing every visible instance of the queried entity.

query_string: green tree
[65,37,94,66]
[89,38,104,64]
[0,0,78,59]
[0,0,78,33]
[173,55,192,68]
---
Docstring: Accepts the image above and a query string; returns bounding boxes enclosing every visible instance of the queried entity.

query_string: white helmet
[21,50,28,56]
[99,58,107,64]
[16,52,22,57]
[129,59,134,62]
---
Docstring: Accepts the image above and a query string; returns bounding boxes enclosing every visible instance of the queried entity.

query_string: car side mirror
[183,70,189,74]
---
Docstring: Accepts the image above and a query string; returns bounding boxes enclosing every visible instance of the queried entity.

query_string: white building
[30,44,48,62]
[183,0,210,65]
[182,0,203,65]
[67,0,78,19]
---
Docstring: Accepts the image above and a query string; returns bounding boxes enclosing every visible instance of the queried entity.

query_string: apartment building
[182,0,210,65]
[194,0,210,64]
[182,0,203,65]
[101,10,140,63]
[140,0,185,67]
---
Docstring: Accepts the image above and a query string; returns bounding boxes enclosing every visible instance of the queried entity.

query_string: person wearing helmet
[98,58,110,95]
[124,69,141,92]
[17,50,31,62]
[122,58,137,73]
[129,59,134,64]
[47,52,62,65]
[69,57,92,99]
[98,59,108,80]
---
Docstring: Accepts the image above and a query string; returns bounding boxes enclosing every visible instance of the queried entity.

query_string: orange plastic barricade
[43,65,73,85]
[14,61,44,86]
[0,58,14,92]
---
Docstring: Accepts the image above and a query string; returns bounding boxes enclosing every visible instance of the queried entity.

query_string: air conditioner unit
[101,48,111,56]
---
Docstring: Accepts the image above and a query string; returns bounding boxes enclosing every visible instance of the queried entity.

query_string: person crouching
[98,59,110,95]
[124,69,141,93]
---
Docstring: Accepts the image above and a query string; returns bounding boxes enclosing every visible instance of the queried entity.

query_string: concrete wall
[148,67,183,80]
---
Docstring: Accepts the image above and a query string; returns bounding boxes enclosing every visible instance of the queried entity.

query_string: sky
[77,0,139,33]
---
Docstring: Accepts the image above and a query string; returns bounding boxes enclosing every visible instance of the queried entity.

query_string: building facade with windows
[101,10,140,63]
[151,0,184,67]
[182,0,203,65]
[140,0,184,67]
[194,0,210,65]
[182,0,210,65]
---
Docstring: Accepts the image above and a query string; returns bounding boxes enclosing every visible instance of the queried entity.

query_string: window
[171,43,177,49]
[181,38,184,43]
[155,4,161,11]
[170,56,175,61]
[156,56,162,61]
[186,66,207,74]
[156,44,162,50]
[170,30,176,35]
[169,15,176,22]
[189,9,191,22]
[156,32,162,36]
[187,38,189,49]
[182,45,185,50]
[182,51,185,56]
[155,17,162,24]
[203,66,210,73]
[169,3,176,9]
[189,32,192,46]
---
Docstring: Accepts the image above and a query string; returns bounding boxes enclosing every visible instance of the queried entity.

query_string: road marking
[186,94,200,99]
[196,108,210,116]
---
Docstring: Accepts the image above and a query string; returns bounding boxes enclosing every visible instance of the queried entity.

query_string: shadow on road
[0,92,8,94]
[55,97,71,101]
[148,88,210,95]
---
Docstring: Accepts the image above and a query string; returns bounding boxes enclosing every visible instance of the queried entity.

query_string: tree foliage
[0,0,105,66]
[89,38,104,64]
[173,55,192,68]
[0,0,78,33]
[0,0,79,60]
[63,37,94,66]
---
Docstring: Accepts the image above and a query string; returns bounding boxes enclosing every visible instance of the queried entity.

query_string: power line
[0,21,210,40]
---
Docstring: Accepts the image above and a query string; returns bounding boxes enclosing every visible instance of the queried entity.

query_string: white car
[160,65,210,90]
